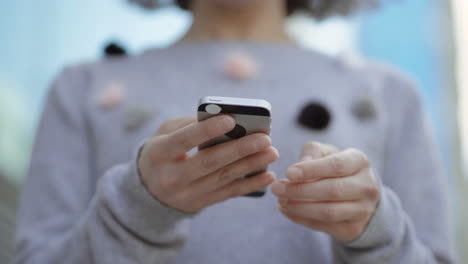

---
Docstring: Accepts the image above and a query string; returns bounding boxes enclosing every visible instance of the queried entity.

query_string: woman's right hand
[138,115,279,213]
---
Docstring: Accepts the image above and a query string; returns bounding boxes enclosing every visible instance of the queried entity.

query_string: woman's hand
[271,142,380,243]
[138,115,278,214]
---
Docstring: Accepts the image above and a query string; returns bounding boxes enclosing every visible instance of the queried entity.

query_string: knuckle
[148,138,167,162]
[322,206,340,222]
[226,183,243,198]
[364,183,380,200]
[327,181,342,200]
[291,184,305,197]
[305,141,321,149]
[192,200,206,211]
[346,148,359,155]
[237,141,256,156]
[216,166,236,185]
[348,148,370,168]
[172,191,189,204]
[247,153,268,169]
[347,222,364,238]
[200,156,220,173]
[159,175,178,190]
[325,144,339,153]
[330,155,346,175]
[178,130,194,150]
[303,141,324,158]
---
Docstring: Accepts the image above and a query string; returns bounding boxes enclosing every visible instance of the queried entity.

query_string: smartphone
[198,96,272,197]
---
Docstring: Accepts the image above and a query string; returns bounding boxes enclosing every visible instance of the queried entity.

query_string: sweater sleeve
[332,73,455,263]
[15,67,193,264]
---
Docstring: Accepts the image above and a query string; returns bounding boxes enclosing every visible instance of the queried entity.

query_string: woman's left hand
[271,142,381,243]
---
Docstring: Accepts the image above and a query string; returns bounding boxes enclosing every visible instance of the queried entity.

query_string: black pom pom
[351,99,376,121]
[298,102,331,130]
[104,42,127,57]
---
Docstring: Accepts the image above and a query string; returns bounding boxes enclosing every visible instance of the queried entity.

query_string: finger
[279,206,331,232]
[195,172,276,209]
[287,148,370,182]
[300,141,339,161]
[184,133,272,181]
[278,208,365,243]
[278,200,367,222]
[156,116,197,136]
[155,115,236,160]
[187,147,279,198]
[272,169,377,201]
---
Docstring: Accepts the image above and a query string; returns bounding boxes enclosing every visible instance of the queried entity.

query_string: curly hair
[129,0,379,20]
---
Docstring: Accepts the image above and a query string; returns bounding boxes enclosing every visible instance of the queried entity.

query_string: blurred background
[0,0,467,263]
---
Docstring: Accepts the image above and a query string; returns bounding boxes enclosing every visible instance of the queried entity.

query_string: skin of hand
[138,115,279,213]
[271,142,380,243]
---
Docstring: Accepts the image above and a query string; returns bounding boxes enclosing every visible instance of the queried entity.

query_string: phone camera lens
[206,104,222,114]
[225,124,246,139]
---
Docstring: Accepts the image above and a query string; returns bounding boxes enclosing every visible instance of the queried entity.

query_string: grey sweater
[16,42,454,263]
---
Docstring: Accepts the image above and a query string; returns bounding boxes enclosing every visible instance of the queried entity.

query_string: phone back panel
[197,97,272,197]
[198,112,271,149]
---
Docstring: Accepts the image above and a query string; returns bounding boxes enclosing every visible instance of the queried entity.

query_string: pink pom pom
[96,82,126,109]
[223,51,258,81]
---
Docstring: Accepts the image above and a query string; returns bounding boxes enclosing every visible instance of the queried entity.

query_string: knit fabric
[16,42,454,263]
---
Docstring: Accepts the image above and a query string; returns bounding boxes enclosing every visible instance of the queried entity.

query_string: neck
[179,0,292,43]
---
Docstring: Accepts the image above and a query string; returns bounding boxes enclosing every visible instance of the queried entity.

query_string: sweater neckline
[142,40,311,55]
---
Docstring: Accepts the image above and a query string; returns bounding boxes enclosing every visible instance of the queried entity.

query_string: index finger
[300,141,339,161]
[287,148,370,182]
[157,115,236,159]
[155,116,197,136]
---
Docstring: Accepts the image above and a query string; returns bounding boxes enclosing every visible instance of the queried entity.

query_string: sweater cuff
[341,186,403,249]
[97,139,194,239]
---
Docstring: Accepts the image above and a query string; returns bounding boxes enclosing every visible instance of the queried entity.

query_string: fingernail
[255,135,271,151]
[287,167,303,181]
[271,181,286,195]
[269,172,277,181]
[270,147,280,160]
[220,116,235,130]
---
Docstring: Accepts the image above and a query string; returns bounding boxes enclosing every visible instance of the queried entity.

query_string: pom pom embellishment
[129,0,159,9]
[104,42,127,57]
[351,98,377,121]
[123,105,153,133]
[223,51,258,81]
[298,102,331,131]
[96,83,127,110]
